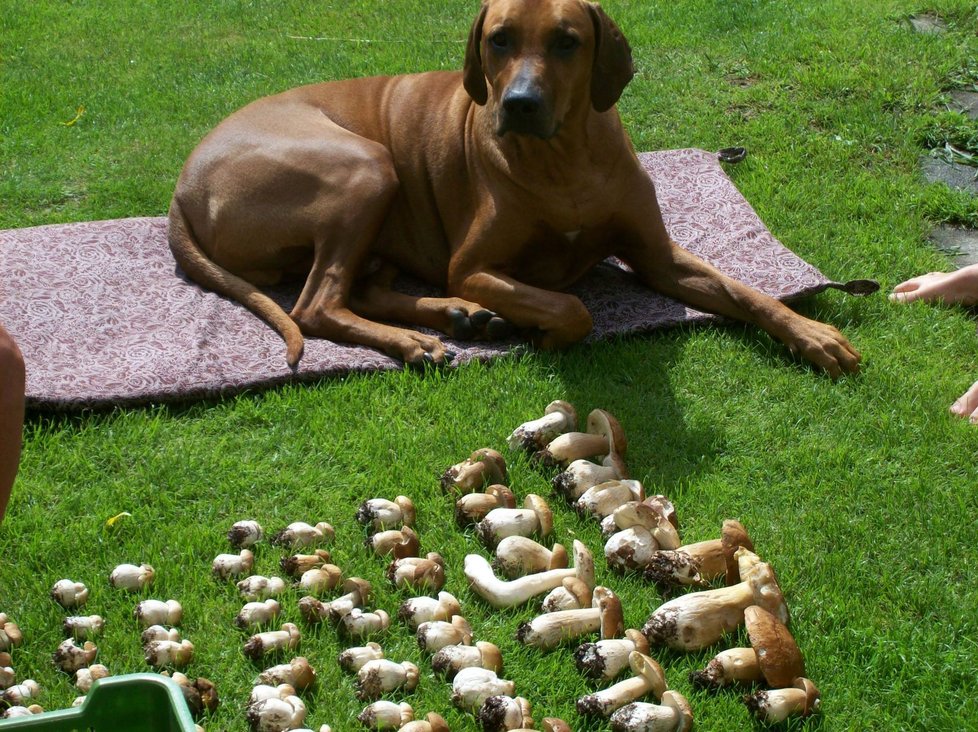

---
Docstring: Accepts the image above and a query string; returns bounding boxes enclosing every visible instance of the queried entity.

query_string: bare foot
[889,265,978,305]
[950,379,978,422]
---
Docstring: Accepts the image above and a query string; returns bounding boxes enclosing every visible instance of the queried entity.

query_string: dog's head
[464,0,634,139]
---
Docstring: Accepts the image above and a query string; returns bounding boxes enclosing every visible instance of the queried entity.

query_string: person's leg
[0,325,25,522]
[889,264,978,305]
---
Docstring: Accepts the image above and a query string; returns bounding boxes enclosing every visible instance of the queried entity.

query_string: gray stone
[920,156,978,194]
[909,14,947,34]
[929,226,978,268]
[950,90,978,120]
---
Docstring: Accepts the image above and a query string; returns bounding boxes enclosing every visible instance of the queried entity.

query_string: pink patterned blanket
[0,149,866,410]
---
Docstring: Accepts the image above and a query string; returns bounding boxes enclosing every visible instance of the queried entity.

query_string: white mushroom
[0,653,14,690]
[213,549,255,580]
[0,615,22,653]
[249,683,295,707]
[577,651,668,717]
[499,541,565,580]
[356,659,420,700]
[338,642,384,674]
[440,448,508,494]
[609,691,694,731]
[387,553,445,593]
[63,615,105,640]
[141,625,181,645]
[451,667,516,711]
[298,578,372,624]
[516,587,623,650]
[340,609,390,639]
[144,639,194,668]
[553,453,628,501]
[3,704,43,718]
[258,656,317,690]
[109,563,155,591]
[1,680,40,707]
[507,400,578,452]
[576,480,644,521]
[243,623,301,661]
[477,695,533,732]
[534,409,627,467]
[74,664,111,693]
[465,540,595,609]
[280,549,332,577]
[641,550,788,651]
[417,615,472,653]
[270,521,334,549]
[235,599,282,630]
[398,712,449,732]
[574,629,650,681]
[743,677,820,724]
[357,701,414,730]
[368,526,421,559]
[296,566,343,595]
[135,599,183,628]
[455,485,517,526]
[431,641,503,679]
[237,575,288,601]
[247,693,307,732]
[52,639,97,674]
[476,494,553,548]
[228,520,264,548]
[398,591,462,631]
[356,496,416,531]
[51,580,89,608]
[541,577,593,613]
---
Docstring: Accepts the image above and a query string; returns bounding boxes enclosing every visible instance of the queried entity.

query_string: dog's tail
[167,199,304,368]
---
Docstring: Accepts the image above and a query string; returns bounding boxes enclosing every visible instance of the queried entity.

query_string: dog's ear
[587,2,635,112]
[463,3,489,105]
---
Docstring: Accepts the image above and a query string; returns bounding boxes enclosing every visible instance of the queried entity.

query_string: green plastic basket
[0,674,196,731]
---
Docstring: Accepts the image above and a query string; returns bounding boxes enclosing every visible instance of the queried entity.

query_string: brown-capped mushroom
[608,691,693,732]
[577,651,668,717]
[53,639,97,674]
[109,563,155,592]
[574,629,650,681]
[451,667,515,711]
[399,592,462,631]
[534,409,627,467]
[368,526,421,559]
[541,577,593,613]
[0,653,14,690]
[297,566,343,595]
[494,537,567,579]
[243,623,301,661]
[258,656,317,690]
[144,639,194,668]
[743,677,820,724]
[417,615,472,654]
[456,485,517,526]
[477,695,532,732]
[398,712,449,732]
[356,496,416,532]
[247,687,307,732]
[690,605,804,691]
[440,449,508,494]
[74,664,111,694]
[238,575,288,601]
[228,520,264,548]
[299,578,372,624]
[135,599,183,628]
[357,701,414,730]
[507,400,578,452]
[553,453,629,502]
[476,494,553,548]
[270,522,334,549]
[280,550,332,577]
[576,480,644,521]
[516,587,623,650]
[431,641,503,679]
[641,550,788,651]
[236,599,282,630]
[465,540,595,609]
[356,659,420,700]
[141,625,181,645]
[341,609,391,639]
[645,520,753,589]
[1,680,40,707]
[339,643,385,674]
[51,580,89,609]
[387,553,445,593]
[63,615,105,640]
[168,672,219,718]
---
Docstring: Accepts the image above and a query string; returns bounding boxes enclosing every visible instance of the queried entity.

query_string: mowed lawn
[2,1,978,730]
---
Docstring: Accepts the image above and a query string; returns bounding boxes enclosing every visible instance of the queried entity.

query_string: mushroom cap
[628,651,668,701]
[541,719,571,732]
[488,485,517,508]
[342,577,373,604]
[594,587,624,639]
[395,496,416,526]
[745,605,804,688]
[549,543,569,569]
[661,691,694,732]
[391,527,421,560]
[625,628,649,654]
[476,641,504,675]
[572,539,596,589]
[545,400,578,424]
[744,560,789,626]
[561,577,593,609]
[586,409,628,457]
[524,494,553,537]
[793,677,821,715]
[721,519,754,586]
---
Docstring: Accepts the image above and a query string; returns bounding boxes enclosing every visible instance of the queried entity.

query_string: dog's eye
[554,34,579,53]
[489,31,510,50]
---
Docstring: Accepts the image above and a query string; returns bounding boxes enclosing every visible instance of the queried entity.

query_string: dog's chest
[506,225,613,289]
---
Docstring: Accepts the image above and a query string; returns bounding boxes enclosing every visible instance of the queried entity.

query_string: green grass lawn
[3,0,978,730]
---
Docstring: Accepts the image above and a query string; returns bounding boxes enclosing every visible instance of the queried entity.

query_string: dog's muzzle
[497,72,555,139]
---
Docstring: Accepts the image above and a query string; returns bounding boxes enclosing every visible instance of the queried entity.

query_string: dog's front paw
[785,321,861,378]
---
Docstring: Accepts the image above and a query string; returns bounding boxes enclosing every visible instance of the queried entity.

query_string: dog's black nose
[502,91,542,119]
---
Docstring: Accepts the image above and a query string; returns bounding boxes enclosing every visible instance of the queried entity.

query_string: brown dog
[169,0,860,376]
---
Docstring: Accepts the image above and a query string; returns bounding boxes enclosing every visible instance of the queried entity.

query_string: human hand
[951,379,978,423]
[889,266,978,306]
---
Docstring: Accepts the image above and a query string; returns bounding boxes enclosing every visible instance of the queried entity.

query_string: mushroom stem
[109,563,155,591]
[235,599,282,630]
[417,615,472,653]
[258,657,317,690]
[228,520,263,548]
[477,695,533,732]
[243,623,301,661]
[144,640,194,668]
[534,408,626,467]
[237,576,287,601]
[577,652,668,718]
[441,448,508,494]
[507,400,578,452]
[356,659,420,700]
[338,642,385,674]
[52,639,97,674]
[399,592,462,631]
[574,629,650,681]
[368,527,420,559]
[357,701,414,730]
[516,587,623,650]
[451,667,516,711]
[280,550,332,577]
[135,599,183,627]
[340,609,391,639]
[356,496,416,531]
[553,455,628,501]
[743,677,820,723]
[63,615,105,640]
[476,495,553,548]
[493,537,567,579]
[608,692,694,732]
[270,521,334,549]
[431,641,503,679]
[689,647,762,690]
